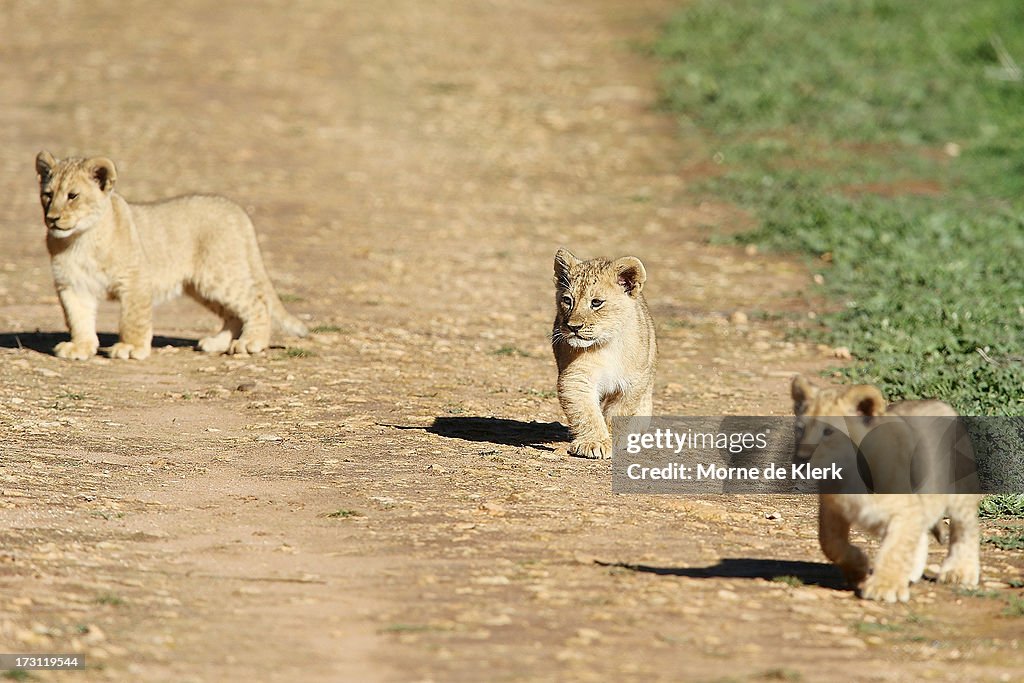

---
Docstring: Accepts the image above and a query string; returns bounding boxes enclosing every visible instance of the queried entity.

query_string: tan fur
[791,375,982,602]
[35,151,308,360]
[552,248,656,459]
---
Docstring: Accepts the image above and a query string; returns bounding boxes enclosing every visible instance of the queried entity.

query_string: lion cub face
[36,151,117,239]
[552,248,646,349]
[791,375,885,460]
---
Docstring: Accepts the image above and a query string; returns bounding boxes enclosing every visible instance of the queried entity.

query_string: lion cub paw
[569,439,612,460]
[198,332,232,354]
[54,340,98,360]
[106,342,151,360]
[938,558,980,587]
[227,337,267,356]
[860,574,911,603]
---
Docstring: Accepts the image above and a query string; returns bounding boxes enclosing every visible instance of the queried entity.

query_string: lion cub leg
[54,287,100,360]
[938,498,981,587]
[603,384,654,444]
[909,532,930,584]
[861,511,928,603]
[195,300,243,355]
[108,277,153,360]
[192,277,272,356]
[560,377,612,459]
[818,501,869,587]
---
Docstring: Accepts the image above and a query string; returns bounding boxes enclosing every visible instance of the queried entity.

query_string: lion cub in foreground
[36,151,308,360]
[791,375,982,602]
[552,249,656,459]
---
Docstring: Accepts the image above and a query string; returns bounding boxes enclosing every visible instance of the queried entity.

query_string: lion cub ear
[790,375,817,415]
[613,256,646,297]
[36,151,57,180]
[844,385,886,418]
[553,248,580,287]
[88,157,117,193]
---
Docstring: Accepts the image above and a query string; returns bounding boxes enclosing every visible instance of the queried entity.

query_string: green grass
[657,2,1024,512]
[853,621,901,635]
[283,347,316,358]
[310,324,345,334]
[1003,595,1024,617]
[3,671,33,681]
[492,345,532,358]
[980,494,1024,518]
[656,0,1024,417]
[323,509,362,519]
[984,527,1024,551]
[96,593,125,607]
[770,575,804,587]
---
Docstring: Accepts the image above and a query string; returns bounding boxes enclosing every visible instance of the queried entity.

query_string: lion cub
[552,248,656,459]
[791,375,982,602]
[35,151,308,360]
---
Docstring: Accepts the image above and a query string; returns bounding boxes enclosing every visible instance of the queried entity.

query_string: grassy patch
[283,347,316,358]
[492,345,532,358]
[984,527,1024,551]
[323,509,363,519]
[96,593,125,607]
[853,621,901,635]
[3,671,33,681]
[770,575,804,587]
[980,494,1024,518]
[1003,595,1024,617]
[757,669,802,682]
[954,587,1002,600]
[310,324,345,334]
[656,0,1024,417]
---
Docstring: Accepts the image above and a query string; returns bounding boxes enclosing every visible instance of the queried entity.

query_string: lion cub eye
[560,294,573,307]
[42,191,53,201]
[590,298,605,310]
[67,192,78,200]
[822,427,835,436]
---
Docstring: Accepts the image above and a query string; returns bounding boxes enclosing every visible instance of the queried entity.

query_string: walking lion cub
[552,248,656,459]
[791,375,982,602]
[36,151,307,360]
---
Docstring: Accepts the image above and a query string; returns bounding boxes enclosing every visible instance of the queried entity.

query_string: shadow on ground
[0,331,197,355]
[421,416,570,451]
[598,557,848,590]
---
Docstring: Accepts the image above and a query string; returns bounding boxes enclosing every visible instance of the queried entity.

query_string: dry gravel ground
[1,2,1022,682]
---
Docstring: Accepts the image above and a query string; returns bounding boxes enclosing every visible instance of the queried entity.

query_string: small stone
[812,273,825,285]
[256,434,282,442]
[236,381,258,392]
[765,511,783,521]
[730,311,749,326]
[832,346,852,360]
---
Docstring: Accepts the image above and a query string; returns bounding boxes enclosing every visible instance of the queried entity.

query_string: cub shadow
[598,557,847,590]
[424,416,570,451]
[0,331,197,355]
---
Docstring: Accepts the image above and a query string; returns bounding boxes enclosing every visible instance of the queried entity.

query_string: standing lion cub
[552,248,656,459]
[791,375,982,602]
[35,151,308,360]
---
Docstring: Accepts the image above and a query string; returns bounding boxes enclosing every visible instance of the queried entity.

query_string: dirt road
[1,2,1021,681]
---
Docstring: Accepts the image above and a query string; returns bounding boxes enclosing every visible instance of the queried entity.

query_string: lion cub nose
[566,320,583,332]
